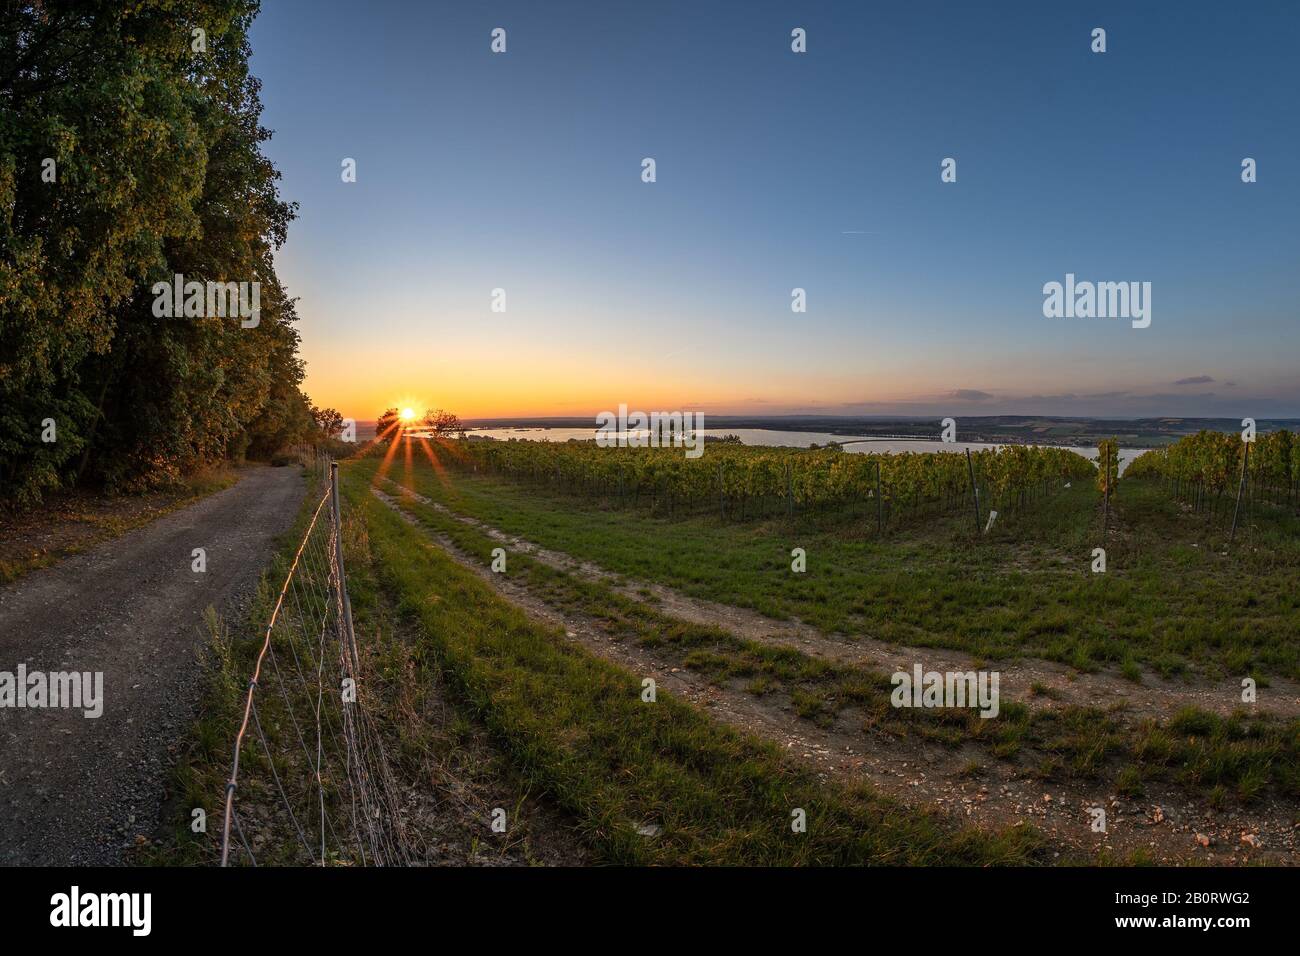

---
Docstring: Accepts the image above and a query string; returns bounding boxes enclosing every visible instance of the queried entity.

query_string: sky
[249,0,1300,421]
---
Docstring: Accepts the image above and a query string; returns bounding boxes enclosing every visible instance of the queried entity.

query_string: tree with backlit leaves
[423,409,465,440]
[375,408,401,440]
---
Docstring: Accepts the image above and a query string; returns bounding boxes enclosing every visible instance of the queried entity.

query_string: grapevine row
[421,438,1096,528]
[1126,429,1300,517]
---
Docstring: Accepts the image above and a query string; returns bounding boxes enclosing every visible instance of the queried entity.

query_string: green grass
[146,471,585,866]
[365,445,1300,681]
[145,462,1047,866]
[337,463,1046,865]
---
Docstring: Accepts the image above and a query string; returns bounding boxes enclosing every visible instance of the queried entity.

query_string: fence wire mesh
[220,467,409,866]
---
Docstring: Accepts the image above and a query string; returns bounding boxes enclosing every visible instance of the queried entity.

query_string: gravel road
[0,465,305,864]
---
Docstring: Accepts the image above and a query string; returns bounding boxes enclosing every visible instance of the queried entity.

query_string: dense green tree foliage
[1,1,318,504]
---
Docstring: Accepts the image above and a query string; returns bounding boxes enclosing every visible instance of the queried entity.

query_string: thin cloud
[946,389,994,402]
[1173,375,1214,386]
[1023,393,1078,403]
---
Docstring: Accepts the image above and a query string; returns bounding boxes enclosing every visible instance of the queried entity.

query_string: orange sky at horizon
[294,322,1151,422]
[298,345,935,422]
[300,338,1300,423]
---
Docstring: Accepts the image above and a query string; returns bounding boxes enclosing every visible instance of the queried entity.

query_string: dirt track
[0,465,305,865]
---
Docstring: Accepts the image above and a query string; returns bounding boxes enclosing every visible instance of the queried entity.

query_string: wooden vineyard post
[1109,450,1114,526]
[1230,439,1250,547]
[1098,439,1116,537]
[965,448,981,534]
[876,460,884,534]
[1103,455,1109,536]
[717,462,725,519]
[785,460,793,518]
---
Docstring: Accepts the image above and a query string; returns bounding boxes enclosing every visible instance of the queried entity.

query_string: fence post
[331,462,361,674]
[875,460,883,534]
[965,448,981,534]
[1103,451,1110,536]
[1229,440,1250,547]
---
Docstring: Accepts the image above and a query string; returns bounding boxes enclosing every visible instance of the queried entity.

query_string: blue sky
[249,0,1300,419]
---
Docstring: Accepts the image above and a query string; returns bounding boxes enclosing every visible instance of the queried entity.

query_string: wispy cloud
[1173,375,1214,386]
[1084,391,1131,400]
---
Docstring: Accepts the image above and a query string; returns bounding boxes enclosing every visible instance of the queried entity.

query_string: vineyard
[1126,429,1300,519]
[418,438,1097,530]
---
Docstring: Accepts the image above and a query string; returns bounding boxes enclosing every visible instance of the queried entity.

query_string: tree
[375,408,401,440]
[311,405,344,438]
[0,1,315,502]
[423,409,465,439]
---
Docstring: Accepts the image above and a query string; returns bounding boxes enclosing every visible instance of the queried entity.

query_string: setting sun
[401,408,415,421]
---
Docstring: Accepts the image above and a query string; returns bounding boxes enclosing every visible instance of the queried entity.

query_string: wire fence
[220,463,409,866]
